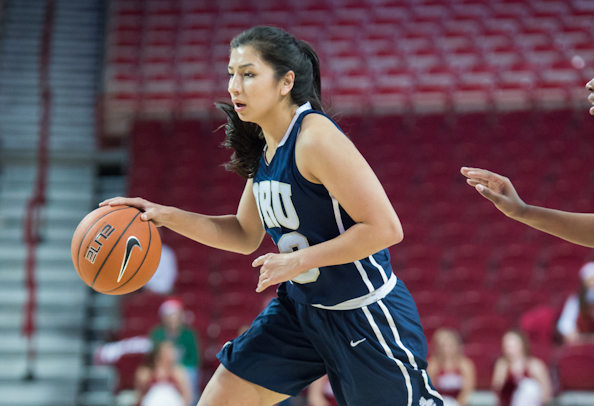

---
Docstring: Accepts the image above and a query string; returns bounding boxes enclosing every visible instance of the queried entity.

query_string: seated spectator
[150,298,202,402]
[492,330,552,406]
[427,328,476,406]
[307,375,338,406]
[144,241,178,295]
[135,341,192,406]
[557,262,594,345]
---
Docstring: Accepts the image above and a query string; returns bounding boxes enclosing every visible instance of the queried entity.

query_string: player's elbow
[236,237,263,255]
[382,217,404,246]
[236,243,259,255]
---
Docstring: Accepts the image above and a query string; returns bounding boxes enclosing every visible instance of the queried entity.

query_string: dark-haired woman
[102,26,443,406]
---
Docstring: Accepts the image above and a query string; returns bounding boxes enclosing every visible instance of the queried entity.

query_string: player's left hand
[253,252,304,292]
[587,78,594,115]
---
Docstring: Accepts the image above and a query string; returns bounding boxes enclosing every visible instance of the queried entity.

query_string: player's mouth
[233,101,246,112]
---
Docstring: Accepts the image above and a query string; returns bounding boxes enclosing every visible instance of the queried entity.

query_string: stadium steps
[0,0,108,403]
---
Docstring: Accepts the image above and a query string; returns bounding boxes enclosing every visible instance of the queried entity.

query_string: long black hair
[216,26,323,179]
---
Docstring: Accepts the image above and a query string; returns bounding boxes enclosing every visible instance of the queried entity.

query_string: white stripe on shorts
[377,300,418,369]
[377,300,444,402]
[362,305,413,406]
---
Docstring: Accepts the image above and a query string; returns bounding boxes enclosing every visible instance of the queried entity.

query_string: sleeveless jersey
[252,102,396,308]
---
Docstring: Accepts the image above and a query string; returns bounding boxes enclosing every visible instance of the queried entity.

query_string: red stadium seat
[498,290,549,321]
[488,265,534,292]
[422,314,462,345]
[115,353,146,391]
[464,343,499,390]
[449,289,499,318]
[437,265,486,291]
[555,344,594,391]
[413,290,452,319]
[462,314,511,346]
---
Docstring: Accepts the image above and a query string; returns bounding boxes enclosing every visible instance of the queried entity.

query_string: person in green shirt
[150,298,201,403]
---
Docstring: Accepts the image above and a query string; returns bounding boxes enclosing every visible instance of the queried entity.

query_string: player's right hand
[99,197,169,226]
[460,167,527,219]
[587,78,594,115]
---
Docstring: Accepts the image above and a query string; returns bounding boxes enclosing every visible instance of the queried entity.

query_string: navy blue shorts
[218,279,443,406]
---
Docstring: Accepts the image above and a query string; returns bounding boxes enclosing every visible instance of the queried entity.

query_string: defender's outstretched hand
[587,78,594,115]
[460,167,526,219]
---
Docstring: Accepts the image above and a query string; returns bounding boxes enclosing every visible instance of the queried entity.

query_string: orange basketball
[71,205,161,295]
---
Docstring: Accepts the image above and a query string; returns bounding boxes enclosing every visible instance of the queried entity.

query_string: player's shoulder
[298,112,346,150]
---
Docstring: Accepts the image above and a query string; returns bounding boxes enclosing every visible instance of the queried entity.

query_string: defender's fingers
[590,105,594,116]
[476,184,501,203]
[461,167,497,182]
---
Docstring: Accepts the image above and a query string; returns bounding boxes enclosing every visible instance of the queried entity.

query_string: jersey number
[277,232,320,284]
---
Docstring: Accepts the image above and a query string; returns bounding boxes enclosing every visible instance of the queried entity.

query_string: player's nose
[228,75,241,95]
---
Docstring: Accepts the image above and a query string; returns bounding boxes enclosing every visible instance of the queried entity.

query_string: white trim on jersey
[278,102,312,148]
[329,192,346,234]
[354,260,376,293]
[329,192,375,292]
[263,102,312,166]
[369,254,388,283]
[362,305,413,406]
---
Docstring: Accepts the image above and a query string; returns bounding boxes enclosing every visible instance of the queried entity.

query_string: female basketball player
[102,26,443,406]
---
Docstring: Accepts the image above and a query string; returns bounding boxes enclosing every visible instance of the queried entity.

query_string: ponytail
[297,40,322,112]
[216,102,264,179]
[217,26,324,179]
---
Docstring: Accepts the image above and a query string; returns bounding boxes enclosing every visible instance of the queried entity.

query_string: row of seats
[102,0,594,126]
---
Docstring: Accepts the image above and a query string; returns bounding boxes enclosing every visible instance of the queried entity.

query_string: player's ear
[280,71,295,96]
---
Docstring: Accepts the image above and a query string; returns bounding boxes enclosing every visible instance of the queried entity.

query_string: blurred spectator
[144,242,178,295]
[135,341,192,406]
[427,328,476,406]
[150,298,202,403]
[557,262,594,345]
[94,335,152,365]
[492,330,552,406]
[307,375,337,406]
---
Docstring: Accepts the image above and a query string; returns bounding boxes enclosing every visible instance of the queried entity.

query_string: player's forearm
[512,205,594,248]
[295,221,403,272]
[161,207,262,254]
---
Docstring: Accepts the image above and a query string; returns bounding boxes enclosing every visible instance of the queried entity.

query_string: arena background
[0,0,593,405]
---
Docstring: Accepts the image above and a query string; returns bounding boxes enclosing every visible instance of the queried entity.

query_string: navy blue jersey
[252,103,396,308]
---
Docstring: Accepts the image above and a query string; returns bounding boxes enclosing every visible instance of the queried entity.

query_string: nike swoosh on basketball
[117,236,142,282]
[350,338,367,347]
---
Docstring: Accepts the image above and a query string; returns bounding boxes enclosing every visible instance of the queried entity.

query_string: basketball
[71,205,161,295]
